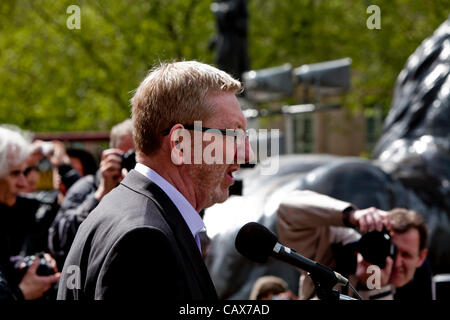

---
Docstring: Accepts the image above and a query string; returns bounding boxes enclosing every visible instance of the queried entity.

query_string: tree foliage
[0,0,448,132]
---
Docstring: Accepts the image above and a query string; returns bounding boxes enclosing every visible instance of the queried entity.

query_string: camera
[20,253,55,278]
[121,149,136,172]
[40,142,54,155]
[18,253,58,300]
[354,228,397,268]
[333,228,397,274]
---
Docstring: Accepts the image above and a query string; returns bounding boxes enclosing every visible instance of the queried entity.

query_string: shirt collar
[134,163,206,239]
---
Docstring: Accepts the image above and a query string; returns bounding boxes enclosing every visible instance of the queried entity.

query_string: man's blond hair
[131,61,242,155]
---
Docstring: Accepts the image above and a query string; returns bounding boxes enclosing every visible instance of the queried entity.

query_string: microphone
[235,222,349,287]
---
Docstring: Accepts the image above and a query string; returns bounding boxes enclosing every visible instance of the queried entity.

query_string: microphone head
[235,222,278,263]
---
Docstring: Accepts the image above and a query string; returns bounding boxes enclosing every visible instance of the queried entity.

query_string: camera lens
[356,230,397,268]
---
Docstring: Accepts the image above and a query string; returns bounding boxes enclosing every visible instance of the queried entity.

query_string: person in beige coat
[276,190,428,300]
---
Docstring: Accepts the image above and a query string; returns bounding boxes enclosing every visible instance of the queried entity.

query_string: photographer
[27,140,97,197]
[48,119,135,269]
[276,190,430,300]
[0,126,60,300]
[12,140,97,257]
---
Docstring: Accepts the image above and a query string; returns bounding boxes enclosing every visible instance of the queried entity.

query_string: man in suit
[57,61,254,300]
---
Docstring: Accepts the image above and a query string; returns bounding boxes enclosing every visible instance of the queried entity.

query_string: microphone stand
[309,272,341,301]
[309,273,360,301]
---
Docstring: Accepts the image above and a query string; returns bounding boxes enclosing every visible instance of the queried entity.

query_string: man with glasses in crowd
[58,61,254,300]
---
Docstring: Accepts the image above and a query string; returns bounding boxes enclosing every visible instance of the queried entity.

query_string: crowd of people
[0,61,434,301]
[0,119,135,299]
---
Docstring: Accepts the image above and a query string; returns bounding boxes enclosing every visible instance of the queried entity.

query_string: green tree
[0,0,448,133]
[0,0,215,132]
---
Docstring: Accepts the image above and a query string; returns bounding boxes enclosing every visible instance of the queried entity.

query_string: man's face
[70,156,85,176]
[185,92,254,209]
[117,133,135,153]
[23,167,40,193]
[389,228,427,288]
[0,162,28,206]
[52,156,85,194]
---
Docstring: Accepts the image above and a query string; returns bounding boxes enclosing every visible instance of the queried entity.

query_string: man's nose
[245,138,255,164]
[394,253,402,268]
[235,136,254,164]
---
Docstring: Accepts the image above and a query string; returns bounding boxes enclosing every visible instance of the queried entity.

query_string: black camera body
[21,253,55,277]
[121,149,136,172]
[333,228,397,275]
[355,228,397,268]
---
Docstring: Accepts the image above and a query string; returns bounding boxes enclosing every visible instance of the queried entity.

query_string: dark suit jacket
[57,170,218,300]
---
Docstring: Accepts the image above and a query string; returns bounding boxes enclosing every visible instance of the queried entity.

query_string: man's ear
[417,248,428,267]
[169,125,191,166]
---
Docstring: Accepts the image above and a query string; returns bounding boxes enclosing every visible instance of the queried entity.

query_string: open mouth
[226,167,239,184]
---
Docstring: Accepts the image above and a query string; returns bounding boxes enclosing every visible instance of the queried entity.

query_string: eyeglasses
[163,124,249,140]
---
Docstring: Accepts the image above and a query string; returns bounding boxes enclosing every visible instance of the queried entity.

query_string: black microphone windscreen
[235,222,278,263]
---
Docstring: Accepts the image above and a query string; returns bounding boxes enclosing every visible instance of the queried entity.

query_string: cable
[347,282,363,300]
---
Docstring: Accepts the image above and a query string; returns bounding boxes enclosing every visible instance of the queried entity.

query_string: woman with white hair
[0,125,60,300]
[0,126,30,206]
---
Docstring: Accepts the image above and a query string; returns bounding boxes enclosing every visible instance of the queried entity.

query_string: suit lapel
[152,187,218,300]
[121,170,218,299]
